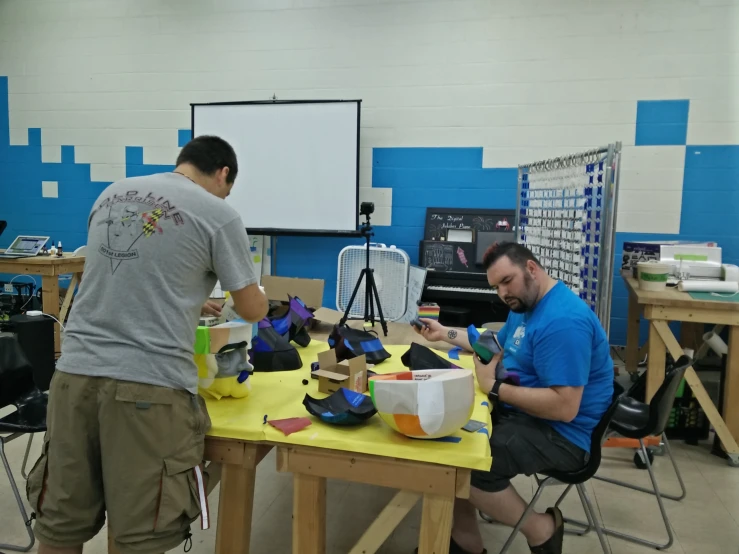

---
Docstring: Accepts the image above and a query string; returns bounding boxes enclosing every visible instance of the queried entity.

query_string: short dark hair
[482,241,542,271]
[176,135,238,184]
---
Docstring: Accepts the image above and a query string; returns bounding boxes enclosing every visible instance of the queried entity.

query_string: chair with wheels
[0,335,48,552]
[570,355,692,551]
[496,392,625,554]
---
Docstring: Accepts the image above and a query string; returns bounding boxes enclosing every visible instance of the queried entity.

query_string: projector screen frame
[190,99,362,238]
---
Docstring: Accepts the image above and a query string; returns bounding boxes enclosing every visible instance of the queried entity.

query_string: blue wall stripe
[635,100,690,146]
[178,129,192,147]
[1,76,737,347]
[373,147,483,169]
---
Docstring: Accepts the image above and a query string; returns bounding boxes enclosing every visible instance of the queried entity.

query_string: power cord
[9,274,37,286]
[26,311,65,331]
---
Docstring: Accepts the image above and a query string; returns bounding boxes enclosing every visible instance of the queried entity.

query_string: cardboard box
[262,276,324,309]
[313,349,367,395]
[312,307,344,325]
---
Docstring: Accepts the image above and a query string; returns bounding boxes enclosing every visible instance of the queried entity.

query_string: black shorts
[471,410,588,493]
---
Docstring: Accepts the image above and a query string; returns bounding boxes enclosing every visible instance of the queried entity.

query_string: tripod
[339,212,388,336]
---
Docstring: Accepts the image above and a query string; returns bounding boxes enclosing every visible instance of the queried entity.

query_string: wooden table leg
[646,321,667,402]
[293,473,326,554]
[724,326,739,449]
[41,275,61,355]
[653,320,739,459]
[418,493,454,554]
[681,322,704,354]
[625,294,642,375]
[215,462,257,554]
[59,272,80,324]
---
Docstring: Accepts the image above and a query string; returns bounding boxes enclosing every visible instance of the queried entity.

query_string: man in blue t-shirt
[416,242,613,554]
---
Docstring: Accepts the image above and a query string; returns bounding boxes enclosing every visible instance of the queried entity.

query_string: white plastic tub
[637,261,670,291]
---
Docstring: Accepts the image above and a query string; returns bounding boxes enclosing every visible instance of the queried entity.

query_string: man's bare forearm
[442,327,473,351]
[497,383,577,422]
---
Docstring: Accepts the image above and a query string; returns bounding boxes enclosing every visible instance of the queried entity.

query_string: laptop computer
[0,235,50,259]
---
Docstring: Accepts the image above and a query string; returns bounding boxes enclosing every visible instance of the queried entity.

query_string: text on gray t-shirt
[57,172,259,393]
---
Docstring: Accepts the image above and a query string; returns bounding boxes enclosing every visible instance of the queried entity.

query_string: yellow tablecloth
[204,341,493,471]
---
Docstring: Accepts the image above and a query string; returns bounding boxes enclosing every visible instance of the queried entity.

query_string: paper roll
[703,331,728,356]
[677,280,739,293]
[722,264,739,283]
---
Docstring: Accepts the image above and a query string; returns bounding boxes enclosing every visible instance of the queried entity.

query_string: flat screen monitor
[476,231,516,266]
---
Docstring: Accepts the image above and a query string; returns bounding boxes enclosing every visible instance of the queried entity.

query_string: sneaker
[413,537,487,554]
[529,507,564,554]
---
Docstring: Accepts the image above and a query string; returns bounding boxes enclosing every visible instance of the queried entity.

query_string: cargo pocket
[195,395,212,436]
[26,437,50,516]
[153,449,209,535]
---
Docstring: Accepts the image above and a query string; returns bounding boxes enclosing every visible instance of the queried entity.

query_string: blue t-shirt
[496,282,614,452]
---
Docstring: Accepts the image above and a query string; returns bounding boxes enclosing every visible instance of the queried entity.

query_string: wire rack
[515,144,621,336]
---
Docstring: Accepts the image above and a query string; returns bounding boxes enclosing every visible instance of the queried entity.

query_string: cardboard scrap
[262,276,324,309]
[268,417,312,436]
[312,307,344,325]
[314,349,368,394]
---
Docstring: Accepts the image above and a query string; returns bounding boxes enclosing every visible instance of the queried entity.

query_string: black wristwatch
[488,380,503,401]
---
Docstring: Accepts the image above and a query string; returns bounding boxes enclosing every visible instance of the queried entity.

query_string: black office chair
[13,314,57,481]
[570,355,692,551]
[594,366,687,501]
[0,335,48,552]
[495,393,624,554]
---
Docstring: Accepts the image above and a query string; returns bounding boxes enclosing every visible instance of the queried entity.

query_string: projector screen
[192,100,361,236]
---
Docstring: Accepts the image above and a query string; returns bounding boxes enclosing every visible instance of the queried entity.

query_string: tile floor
[2,425,738,553]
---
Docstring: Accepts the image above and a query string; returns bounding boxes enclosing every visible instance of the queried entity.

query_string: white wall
[1,0,737,231]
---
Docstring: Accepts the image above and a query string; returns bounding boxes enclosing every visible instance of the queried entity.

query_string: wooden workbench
[101,320,493,554]
[205,439,472,554]
[205,321,490,554]
[623,276,739,466]
[0,253,85,355]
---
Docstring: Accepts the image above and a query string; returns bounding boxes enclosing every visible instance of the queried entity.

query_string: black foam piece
[303,388,376,426]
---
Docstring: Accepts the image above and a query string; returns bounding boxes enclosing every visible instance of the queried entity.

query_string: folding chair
[0,335,48,552]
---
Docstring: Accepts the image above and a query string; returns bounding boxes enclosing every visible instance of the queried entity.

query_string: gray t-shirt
[57,172,259,393]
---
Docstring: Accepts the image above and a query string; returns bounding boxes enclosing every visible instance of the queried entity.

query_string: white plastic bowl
[369,369,475,439]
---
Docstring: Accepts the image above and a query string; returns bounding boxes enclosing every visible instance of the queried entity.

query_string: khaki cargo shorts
[26,371,212,554]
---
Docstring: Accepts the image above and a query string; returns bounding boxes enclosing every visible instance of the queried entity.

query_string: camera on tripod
[338,201,388,335]
[359,202,375,237]
[360,202,374,216]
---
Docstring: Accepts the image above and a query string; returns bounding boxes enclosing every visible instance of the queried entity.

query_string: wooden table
[0,253,85,355]
[205,439,472,554]
[623,276,739,466]
[201,322,492,554]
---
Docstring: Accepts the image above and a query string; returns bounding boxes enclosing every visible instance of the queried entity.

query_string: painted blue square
[635,100,690,146]
[178,129,191,147]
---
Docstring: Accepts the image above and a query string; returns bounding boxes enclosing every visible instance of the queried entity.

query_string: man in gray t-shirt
[28,136,269,554]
